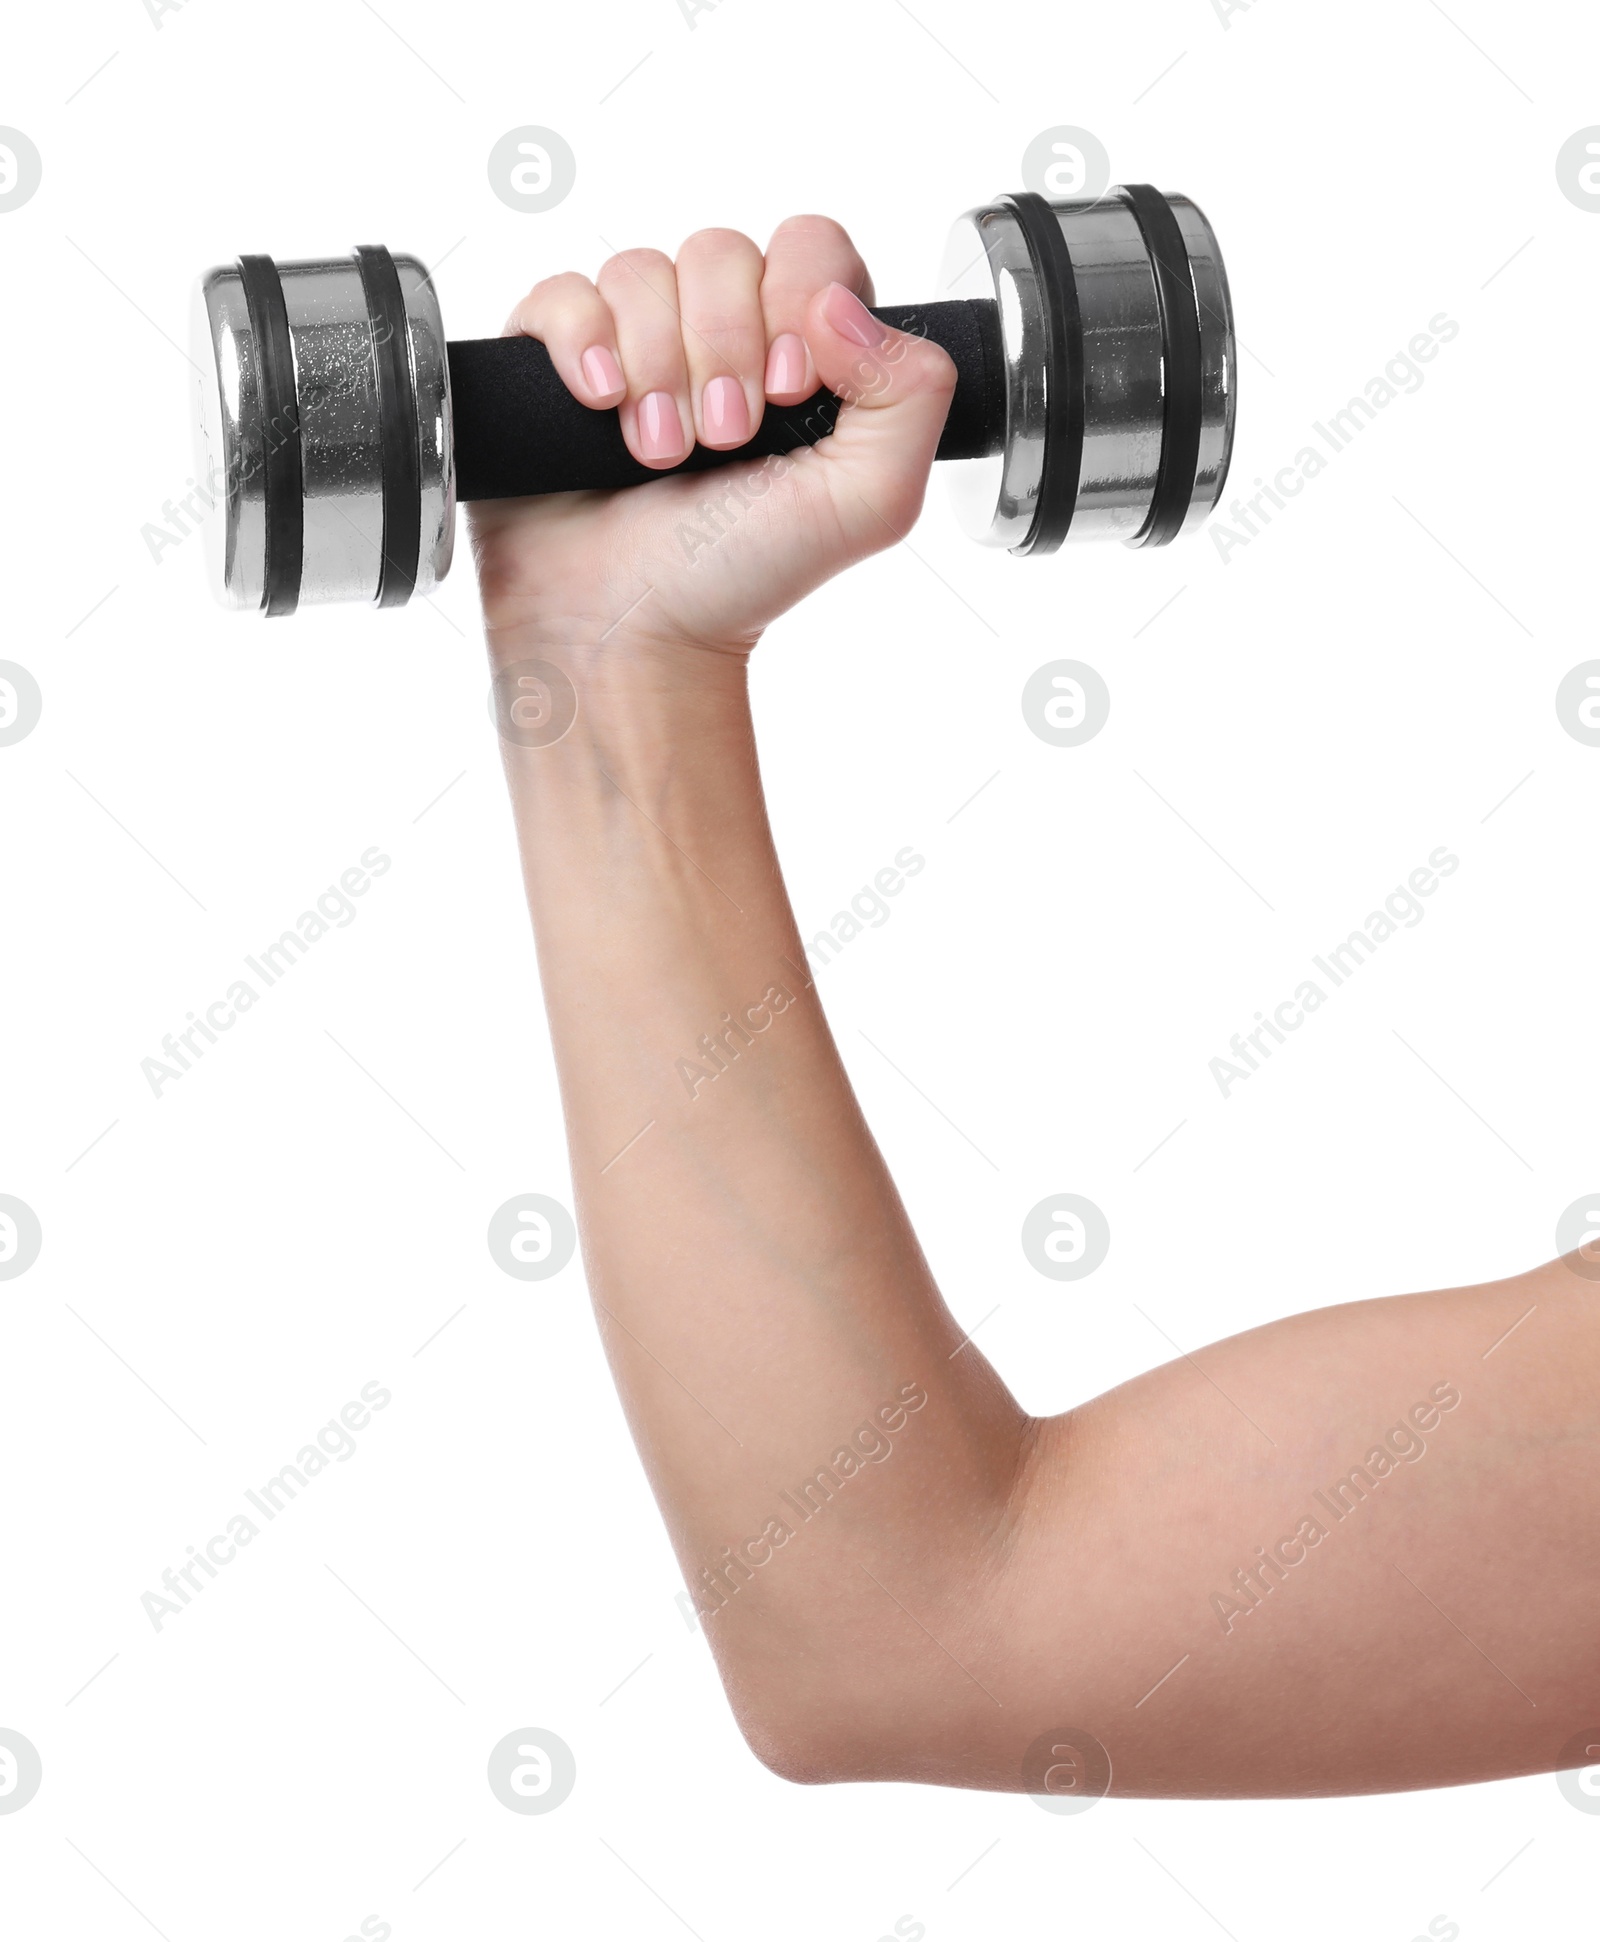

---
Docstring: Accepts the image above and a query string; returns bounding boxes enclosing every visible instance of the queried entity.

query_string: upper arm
[817,1260,1600,1797]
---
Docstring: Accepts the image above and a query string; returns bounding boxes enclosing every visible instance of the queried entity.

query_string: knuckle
[678,226,761,269]
[769,212,856,256]
[598,247,673,289]
[682,312,764,358]
[528,270,595,310]
[907,335,958,388]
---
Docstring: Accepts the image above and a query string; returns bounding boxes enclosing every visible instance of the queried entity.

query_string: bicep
[985,1261,1599,1797]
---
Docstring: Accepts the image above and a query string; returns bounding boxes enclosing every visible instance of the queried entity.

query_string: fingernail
[765,332,808,396]
[637,390,687,462]
[581,345,625,399]
[702,374,750,445]
[823,282,884,350]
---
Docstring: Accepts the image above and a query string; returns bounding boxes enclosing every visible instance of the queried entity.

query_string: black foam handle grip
[447,299,1004,503]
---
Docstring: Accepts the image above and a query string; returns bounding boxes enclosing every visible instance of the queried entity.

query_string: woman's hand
[466,215,957,661]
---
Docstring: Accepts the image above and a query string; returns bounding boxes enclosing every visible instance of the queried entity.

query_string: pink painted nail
[581,345,625,399]
[702,374,750,445]
[823,282,884,350]
[764,332,808,396]
[637,390,686,462]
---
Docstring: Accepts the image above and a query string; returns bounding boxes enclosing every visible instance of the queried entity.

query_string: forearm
[492,627,1030,1767]
[495,625,1600,1796]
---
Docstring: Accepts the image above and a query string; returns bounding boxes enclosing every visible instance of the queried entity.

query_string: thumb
[799,281,958,551]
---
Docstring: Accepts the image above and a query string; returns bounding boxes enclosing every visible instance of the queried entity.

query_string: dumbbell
[192,187,1235,617]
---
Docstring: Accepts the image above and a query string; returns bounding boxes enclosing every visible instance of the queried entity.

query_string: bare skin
[468,216,1600,1798]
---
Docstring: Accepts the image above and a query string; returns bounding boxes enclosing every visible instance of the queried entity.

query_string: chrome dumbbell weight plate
[192,186,1235,616]
[192,249,453,614]
[938,188,1235,549]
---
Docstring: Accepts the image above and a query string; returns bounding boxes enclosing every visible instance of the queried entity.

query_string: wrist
[483,608,752,685]
[483,618,757,786]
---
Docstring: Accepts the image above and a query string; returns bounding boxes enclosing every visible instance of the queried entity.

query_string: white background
[2,0,1597,1935]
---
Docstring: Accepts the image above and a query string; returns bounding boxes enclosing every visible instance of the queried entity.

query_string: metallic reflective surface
[1164,194,1236,539]
[192,251,454,611]
[937,201,1043,550]
[395,253,455,595]
[1061,194,1165,543]
[192,268,265,611]
[937,187,1236,550]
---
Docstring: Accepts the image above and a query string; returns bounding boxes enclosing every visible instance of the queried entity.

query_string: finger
[798,281,957,545]
[504,272,626,408]
[759,214,876,406]
[596,247,693,468]
[674,227,767,450]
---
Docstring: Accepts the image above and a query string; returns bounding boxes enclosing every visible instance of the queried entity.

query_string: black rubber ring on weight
[236,254,303,618]
[999,191,1085,556]
[1121,185,1204,549]
[355,245,422,609]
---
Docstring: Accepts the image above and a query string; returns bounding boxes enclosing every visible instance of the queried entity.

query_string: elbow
[726,1679,952,1788]
[729,1698,853,1787]
[732,1695,1004,1791]
[708,1616,879,1784]
[740,1723,841,1788]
